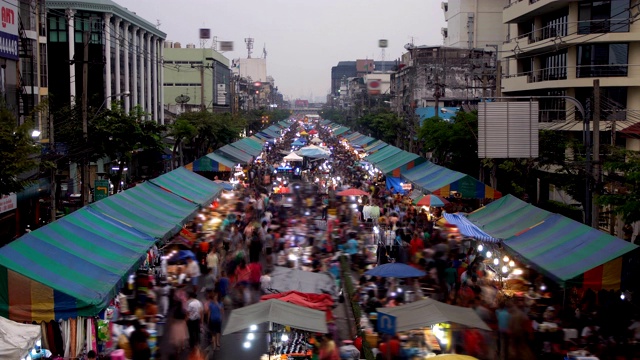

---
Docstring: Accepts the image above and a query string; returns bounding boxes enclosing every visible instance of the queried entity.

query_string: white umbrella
[310,137,323,144]
[283,151,304,162]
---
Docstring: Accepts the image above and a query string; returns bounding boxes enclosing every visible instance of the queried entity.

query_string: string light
[493,258,499,266]
[509,260,515,267]
[477,244,483,252]
[486,251,492,258]
[503,256,510,263]
[501,266,508,273]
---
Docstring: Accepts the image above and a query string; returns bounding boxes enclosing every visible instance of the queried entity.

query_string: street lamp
[96,91,131,115]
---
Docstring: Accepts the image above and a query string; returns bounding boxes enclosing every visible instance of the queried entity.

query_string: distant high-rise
[441,0,507,51]
[331,60,396,96]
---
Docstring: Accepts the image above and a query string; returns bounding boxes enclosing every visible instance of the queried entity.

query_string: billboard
[219,41,234,51]
[0,0,18,60]
[478,101,539,159]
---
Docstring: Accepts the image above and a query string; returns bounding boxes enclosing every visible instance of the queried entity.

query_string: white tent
[0,316,42,359]
[310,137,323,144]
[377,298,490,332]
[269,266,338,297]
[223,299,328,335]
[283,152,304,162]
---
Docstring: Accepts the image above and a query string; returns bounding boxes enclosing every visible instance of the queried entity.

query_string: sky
[116,0,446,102]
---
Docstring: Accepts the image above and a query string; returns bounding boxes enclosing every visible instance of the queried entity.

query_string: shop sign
[0,193,16,214]
[401,183,412,191]
[94,180,109,201]
[377,313,396,335]
[0,0,18,61]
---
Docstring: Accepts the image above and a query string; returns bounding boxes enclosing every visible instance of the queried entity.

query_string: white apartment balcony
[502,21,640,58]
[503,0,572,24]
[502,65,638,93]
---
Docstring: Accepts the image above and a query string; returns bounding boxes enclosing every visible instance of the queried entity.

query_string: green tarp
[467,195,552,240]
[504,213,638,284]
[376,151,422,175]
[89,182,199,240]
[333,126,350,136]
[216,144,253,164]
[364,145,402,165]
[150,167,223,206]
[231,138,262,157]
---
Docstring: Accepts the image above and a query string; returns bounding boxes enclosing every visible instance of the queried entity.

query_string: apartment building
[441,0,508,51]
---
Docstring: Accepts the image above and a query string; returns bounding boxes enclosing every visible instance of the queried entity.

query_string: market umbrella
[310,137,323,144]
[416,194,449,207]
[308,129,318,135]
[336,188,370,197]
[364,262,426,278]
[283,151,304,162]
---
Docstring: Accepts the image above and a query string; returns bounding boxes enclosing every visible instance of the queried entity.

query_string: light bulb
[493,258,499,265]
[509,260,515,267]
[250,324,258,331]
[486,251,492,258]
[503,256,509,263]
[513,269,523,275]
[501,266,508,273]
[244,341,251,349]
[477,244,483,252]
[281,334,289,342]
[621,294,626,300]
[247,333,255,340]
[540,284,547,291]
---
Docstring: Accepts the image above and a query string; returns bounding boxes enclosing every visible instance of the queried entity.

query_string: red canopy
[261,291,335,321]
[336,188,369,197]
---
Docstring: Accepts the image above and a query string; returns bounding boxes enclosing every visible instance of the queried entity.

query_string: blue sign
[0,32,18,60]
[377,313,396,335]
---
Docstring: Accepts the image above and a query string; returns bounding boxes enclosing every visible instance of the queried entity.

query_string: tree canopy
[0,107,40,195]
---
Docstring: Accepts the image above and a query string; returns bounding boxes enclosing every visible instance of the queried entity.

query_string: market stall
[0,316,42,359]
[267,267,338,299]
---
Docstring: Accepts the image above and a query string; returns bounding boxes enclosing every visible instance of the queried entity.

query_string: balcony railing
[503,64,634,83]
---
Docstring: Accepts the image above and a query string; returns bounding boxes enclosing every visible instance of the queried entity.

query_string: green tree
[319,107,348,125]
[168,118,197,168]
[91,104,166,193]
[175,110,245,162]
[417,111,478,175]
[0,107,40,195]
[598,148,640,224]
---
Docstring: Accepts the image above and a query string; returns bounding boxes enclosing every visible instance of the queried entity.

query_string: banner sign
[0,0,18,61]
[0,193,16,213]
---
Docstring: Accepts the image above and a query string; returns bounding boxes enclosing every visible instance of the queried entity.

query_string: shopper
[206,249,219,280]
[205,291,224,351]
[186,258,201,292]
[319,333,340,360]
[186,291,203,349]
[129,321,151,360]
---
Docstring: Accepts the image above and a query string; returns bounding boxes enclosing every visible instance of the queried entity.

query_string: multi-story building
[330,60,397,96]
[47,0,166,123]
[500,0,638,125]
[441,0,508,50]
[163,43,230,115]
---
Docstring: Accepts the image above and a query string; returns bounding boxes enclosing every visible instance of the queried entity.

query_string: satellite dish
[175,94,190,104]
[404,43,413,50]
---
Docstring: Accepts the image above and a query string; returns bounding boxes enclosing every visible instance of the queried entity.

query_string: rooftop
[47,0,166,38]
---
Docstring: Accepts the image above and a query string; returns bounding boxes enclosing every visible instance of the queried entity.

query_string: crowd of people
[107,119,640,360]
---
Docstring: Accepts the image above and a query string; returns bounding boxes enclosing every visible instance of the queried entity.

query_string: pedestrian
[186,291,203,349]
[319,333,340,360]
[206,249,219,280]
[129,320,151,360]
[205,291,224,351]
[186,257,201,292]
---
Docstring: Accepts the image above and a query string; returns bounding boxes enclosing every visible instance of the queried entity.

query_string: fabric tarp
[0,316,42,359]
[261,291,335,321]
[277,120,291,128]
[216,144,253,164]
[504,213,638,287]
[364,141,388,154]
[0,207,156,322]
[466,195,552,240]
[256,131,274,139]
[352,136,376,147]
[344,132,363,141]
[268,266,338,297]
[283,152,304,162]
[223,299,328,335]
[386,176,406,194]
[249,135,265,144]
[149,167,223,206]
[403,162,501,199]
[267,125,282,134]
[375,151,424,176]
[364,145,403,165]
[333,126,350,136]
[185,152,236,172]
[231,138,263,157]
[442,213,499,243]
[262,129,280,138]
[377,298,490,332]
[88,182,199,240]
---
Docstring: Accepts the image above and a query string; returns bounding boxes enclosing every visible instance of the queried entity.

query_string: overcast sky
[116,0,446,102]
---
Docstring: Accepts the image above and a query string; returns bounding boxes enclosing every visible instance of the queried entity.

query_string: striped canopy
[149,167,223,206]
[186,152,236,172]
[88,182,199,240]
[504,214,637,287]
[442,213,499,243]
[231,138,263,157]
[364,145,403,164]
[216,144,253,164]
[0,208,155,321]
[466,195,551,239]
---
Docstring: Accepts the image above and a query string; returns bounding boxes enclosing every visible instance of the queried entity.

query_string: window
[541,10,568,39]
[577,43,628,77]
[48,16,67,43]
[40,43,48,88]
[579,0,630,34]
[541,51,567,80]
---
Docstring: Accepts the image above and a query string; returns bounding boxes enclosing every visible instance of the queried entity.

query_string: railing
[502,64,633,82]
[504,19,630,45]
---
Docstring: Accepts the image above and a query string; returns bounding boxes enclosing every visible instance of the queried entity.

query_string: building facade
[500,0,638,125]
[163,44,230,115]
[441,0,508,50]
[331,60,397,96]
[47,0,166,123]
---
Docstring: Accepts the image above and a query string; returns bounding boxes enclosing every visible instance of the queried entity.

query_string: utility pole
[81,30,90,206]
[49,110,56,222]
[592,79,601,229]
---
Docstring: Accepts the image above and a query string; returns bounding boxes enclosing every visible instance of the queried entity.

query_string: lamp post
[81,91,131,206]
